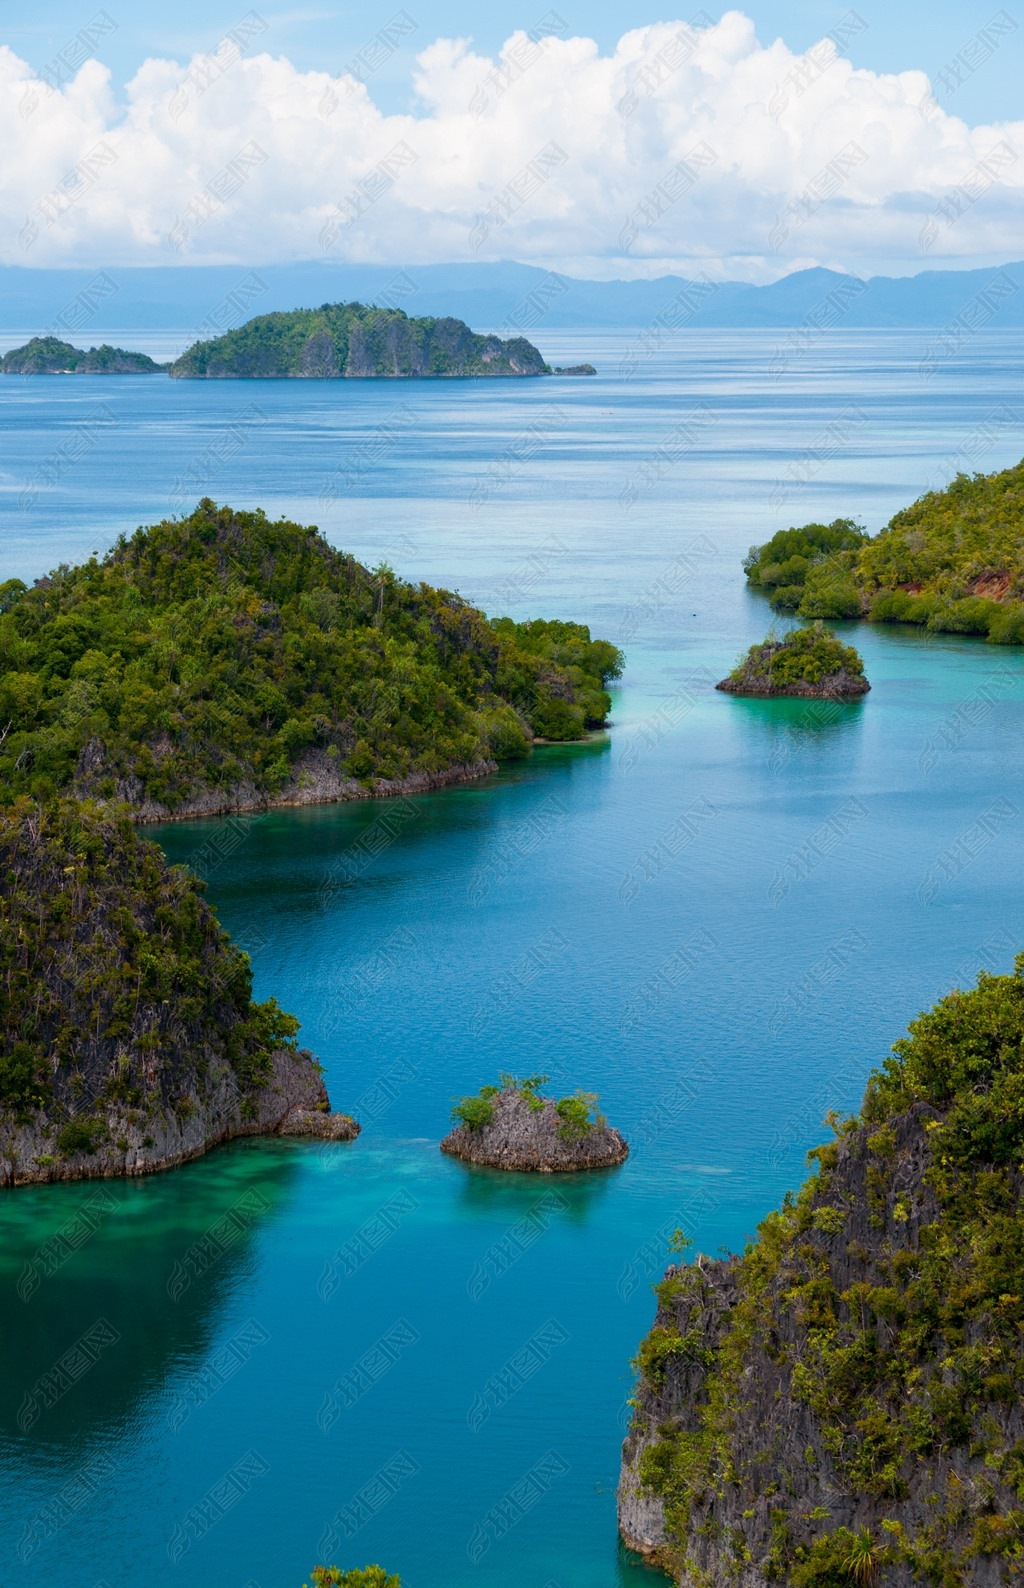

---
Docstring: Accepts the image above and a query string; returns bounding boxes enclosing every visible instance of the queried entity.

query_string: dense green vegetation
[1,336,165,374]
[744,521,869,612]
[0,798,297,1132]
[746,461,1024,641]
[724,625,866,692]
[169,303,548,378]
[632,960,1024,1584]
[0,500,621,811]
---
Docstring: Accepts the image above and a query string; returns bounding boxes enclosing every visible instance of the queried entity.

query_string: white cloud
[2,12,1023,277]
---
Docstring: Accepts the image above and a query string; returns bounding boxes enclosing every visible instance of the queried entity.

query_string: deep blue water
[1,330,1023,1588]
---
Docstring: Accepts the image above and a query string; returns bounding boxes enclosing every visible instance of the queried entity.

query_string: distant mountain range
[2,260,1023,332]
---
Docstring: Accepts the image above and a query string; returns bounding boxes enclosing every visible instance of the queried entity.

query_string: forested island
[745,458,1024,643]
[1,336,167,374]
[718,625,869,697]
[168,304,558,379]
[0,799,357,1185]
[0,500,622,820]
[620,960,1024,1584]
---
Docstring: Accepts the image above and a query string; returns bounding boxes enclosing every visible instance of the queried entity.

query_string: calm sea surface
[1,329,1024,1587]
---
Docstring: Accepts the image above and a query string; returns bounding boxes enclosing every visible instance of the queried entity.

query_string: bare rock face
[0,1048,360,1186]
[716,668,870,698]
[617,1103,1024,1585]
[0,802,360,1188]
[440,1086,628,1172]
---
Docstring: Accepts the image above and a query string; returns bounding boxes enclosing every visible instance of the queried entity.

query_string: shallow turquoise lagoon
[1,330,1023,1586]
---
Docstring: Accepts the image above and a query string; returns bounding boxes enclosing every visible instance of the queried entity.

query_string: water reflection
[451,1159,623,1226]
[0,1140,297,1467]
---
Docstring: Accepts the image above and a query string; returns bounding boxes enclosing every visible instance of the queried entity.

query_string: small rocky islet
[717,622,870,698]
[441,1076,629,1171]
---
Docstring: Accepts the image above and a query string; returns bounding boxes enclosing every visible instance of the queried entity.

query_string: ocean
[1,327,1022,1587]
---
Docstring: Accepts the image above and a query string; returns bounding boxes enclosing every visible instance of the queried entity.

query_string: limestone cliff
[619,965,1024,1585]
[0,800,358,1186]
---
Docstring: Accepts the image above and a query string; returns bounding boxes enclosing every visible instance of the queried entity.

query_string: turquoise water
[1,330,1024,1586]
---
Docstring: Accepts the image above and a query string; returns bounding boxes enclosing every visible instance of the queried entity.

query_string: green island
[717,624,870,698]
[0,797,357,1185]
[441,1073,628,1170]
[0,336,167,374]
[744,458,1024,642]
[619,960,1024,1584]
[168,303,567,379]
[0,499,622,819]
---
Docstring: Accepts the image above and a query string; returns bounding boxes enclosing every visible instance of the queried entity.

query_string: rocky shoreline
[0,1048,359,1187]
[73,742,499,824]
[441,1085,628,1172]
[715,668,870,699]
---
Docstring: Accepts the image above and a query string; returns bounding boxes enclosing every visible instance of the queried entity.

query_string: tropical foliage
[169,303,548,378]
[746,461,1024,641]
[727,625,866,690]
[0,500,622,810]
[743,520,869,612]
[1,337,165,374]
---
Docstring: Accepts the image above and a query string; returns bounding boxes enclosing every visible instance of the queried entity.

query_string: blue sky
[3,3,1023,277]
[8,1,1021,123]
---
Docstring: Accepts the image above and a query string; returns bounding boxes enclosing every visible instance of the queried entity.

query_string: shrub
[798,580,862,620]
[304,1569,400,1588]
[56,1116,105,1155]
[768,583,804,611]
[0,1041,50,1116]
[478,706,530,759]
[987,601,1024,644]
[867,590,917,624]
[499,1071,548,1111]
[555,1090,602,1141]
[926,596,999,634]
[863,950,1024,1167]
[450,1090,498,1131]
[745,521,869,598]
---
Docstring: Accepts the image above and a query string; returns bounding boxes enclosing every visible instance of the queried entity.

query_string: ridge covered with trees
[168,303,552,379]
[744,459,1024,643]
[620,960,1024,1584]
[0,500,622,816]
[1,337,167,374]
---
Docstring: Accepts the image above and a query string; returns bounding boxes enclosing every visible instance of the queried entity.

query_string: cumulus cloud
[2,12,1023,276]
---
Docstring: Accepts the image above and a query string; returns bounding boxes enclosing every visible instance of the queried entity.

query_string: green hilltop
[0,500,621,815]
[168,303,552,379]
[744,459,1024,643]
[1,336,166,374]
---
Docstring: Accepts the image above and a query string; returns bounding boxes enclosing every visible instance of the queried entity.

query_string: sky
[3,0,1024,280]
